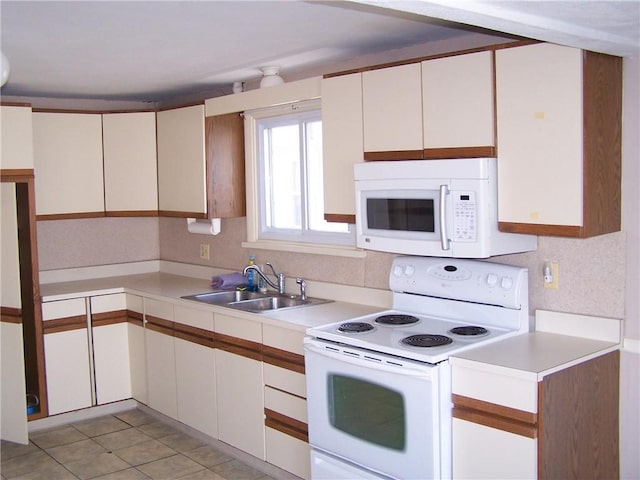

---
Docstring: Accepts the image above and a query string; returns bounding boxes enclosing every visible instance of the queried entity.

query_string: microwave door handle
[439,185,450,250]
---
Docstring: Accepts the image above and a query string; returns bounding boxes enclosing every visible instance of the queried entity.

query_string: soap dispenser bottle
[246,254,257,292]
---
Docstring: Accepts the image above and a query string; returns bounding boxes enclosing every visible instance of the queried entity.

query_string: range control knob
[404,265,415,276]
[486,273,498,287]
[393,265,403,277]
[501,276,513,290]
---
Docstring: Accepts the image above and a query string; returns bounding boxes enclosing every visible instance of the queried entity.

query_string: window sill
[241,240,367,258]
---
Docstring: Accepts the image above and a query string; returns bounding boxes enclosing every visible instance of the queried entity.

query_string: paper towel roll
[187,218,221,235]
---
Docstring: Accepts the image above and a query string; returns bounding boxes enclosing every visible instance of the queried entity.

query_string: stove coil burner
[401,334,453,348]
[375,314,420,326]
[338,322,375,334]
[449,326,489,336]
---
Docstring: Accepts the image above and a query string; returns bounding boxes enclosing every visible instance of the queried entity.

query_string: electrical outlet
[199,243,210,260]
[543,261,559,289]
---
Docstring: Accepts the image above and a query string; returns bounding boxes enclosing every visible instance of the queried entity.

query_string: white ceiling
[1,0,638,103]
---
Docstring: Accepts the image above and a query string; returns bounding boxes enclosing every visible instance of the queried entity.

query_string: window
[245,100,354,248]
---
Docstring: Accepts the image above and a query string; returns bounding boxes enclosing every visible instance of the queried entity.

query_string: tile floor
[1,409,281,480]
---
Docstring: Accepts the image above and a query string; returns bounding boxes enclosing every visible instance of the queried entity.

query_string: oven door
[304,337,450,480]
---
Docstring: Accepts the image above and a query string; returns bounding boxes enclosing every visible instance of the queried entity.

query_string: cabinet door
[126,294,147,404]
[32,112,104,217]
[144,298,177,419]
[42,298,93,415]
[174,305,216,438]
[496,43,584,228]
[321,73,362,222]
[157,105,207,216]
[215,314,264,459]
[422,51,495,156]
[362,63,423,157]
[102,112,158,214]
[90,294,131,405]
[0,105,34,169]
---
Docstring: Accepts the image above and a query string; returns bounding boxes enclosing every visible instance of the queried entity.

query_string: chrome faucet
[243,262,286,294]
[296,278,307,301]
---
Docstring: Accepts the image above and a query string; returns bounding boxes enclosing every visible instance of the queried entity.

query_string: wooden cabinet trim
[36,212,106,221]
[1,306,22,324]
[263,345,305,374]
[452,393,538,439]
[145,314,175,336]
[157,210,206,219]
[423,146,496,159]
[42,315,87,334]
[215,332,262,361]
[173,322,215,349]
[499,221,583,237]
[105,210,159,217]
[126,310,144,327]
[91,309,128,328]
[324,213,356,224]
[264,408,309,442]
[364,150,424,161]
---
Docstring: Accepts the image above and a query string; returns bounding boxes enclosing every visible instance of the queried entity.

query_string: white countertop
[39,272,386,331]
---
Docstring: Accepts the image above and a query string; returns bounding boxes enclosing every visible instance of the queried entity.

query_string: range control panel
[389,256,528,309]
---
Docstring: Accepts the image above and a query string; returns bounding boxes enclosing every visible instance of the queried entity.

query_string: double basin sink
[181,290,332,313]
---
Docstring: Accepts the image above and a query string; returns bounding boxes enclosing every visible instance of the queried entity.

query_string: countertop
[39,271,386,331]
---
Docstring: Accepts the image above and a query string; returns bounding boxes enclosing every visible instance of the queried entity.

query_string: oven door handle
[304,342,435,377]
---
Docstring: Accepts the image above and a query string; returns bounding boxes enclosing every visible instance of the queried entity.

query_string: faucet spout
[242,263,286,294]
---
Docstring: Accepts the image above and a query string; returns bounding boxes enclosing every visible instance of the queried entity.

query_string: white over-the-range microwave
[354,157,537,258]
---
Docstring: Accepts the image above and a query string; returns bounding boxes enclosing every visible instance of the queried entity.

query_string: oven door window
[328,374,405,451]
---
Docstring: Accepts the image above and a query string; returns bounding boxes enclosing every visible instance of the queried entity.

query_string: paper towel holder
[187,218,221,235]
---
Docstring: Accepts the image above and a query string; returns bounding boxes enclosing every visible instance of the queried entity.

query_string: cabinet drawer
[215,313,261,343]
[265,385,307,423]
[262,324,304,355]
[264,363,306,398]
[42,298,86,321]
[265,427,311,480]
[174,304,214,331]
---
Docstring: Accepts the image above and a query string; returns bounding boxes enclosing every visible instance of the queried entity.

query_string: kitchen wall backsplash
[37,215,625,320]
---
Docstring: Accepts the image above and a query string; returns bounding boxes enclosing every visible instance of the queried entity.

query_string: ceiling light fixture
[259,66,284,88]
[0,51,10,87]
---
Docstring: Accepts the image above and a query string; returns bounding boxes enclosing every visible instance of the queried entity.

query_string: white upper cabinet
[321,73,362,222]
[0,105,34,169]
[362,63,423,158]
[32,112,104,216]
[422,51,495,155]
[495,43,622,237]
[157,104,207,216]
[102,112,158,214]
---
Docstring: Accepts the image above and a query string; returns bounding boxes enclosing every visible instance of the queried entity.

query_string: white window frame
[242,99,364,258]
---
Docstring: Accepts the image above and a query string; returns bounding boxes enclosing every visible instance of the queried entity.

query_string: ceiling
[1,0,638,103]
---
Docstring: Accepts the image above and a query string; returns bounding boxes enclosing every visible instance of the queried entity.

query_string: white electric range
[304,256,530,479]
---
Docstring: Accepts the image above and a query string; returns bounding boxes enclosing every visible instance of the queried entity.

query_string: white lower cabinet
[174,305,217,439]
[42,298,93,415]
[126,294,147,405]
[144,298,178,419]
[215,313,265,460]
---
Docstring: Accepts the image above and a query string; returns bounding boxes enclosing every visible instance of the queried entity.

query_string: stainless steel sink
[181,290,331,312]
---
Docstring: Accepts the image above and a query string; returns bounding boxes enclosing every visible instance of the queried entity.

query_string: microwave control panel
[452,192,477,241]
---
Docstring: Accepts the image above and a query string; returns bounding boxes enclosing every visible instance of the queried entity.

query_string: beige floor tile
[210,459,265,480]
[136,453,204,479]
[0,450,62,478]
[0,441,39,462]
[73,416,130,437]
[182,445,233,468]
[178,470,225,480]
[64,451,130,480]
[94,428,153,451]
[113,439,175,466]
[29,426,88,449]
[92,467,151,479]
[46,438,107,464]
[135,422,181,440]
[156,432,204,453]
[7,462,77,480]
[114,410,156,428]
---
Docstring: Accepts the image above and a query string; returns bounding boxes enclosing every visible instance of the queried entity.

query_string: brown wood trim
[92,309,128,328]
[263,345,305,374]
[145,314,175,336]
[423,146,496,159]
[215,332,262,361]
[105,210,159,217]
[157,210,207,219]
[324,213,356,224]
[364,150,424,161]
[264,408,309,442]
[452,394,537,425]
[498,221,583,237]
[174,322,215,349]
[1,169,35,181]
[126,310,144,327]
[1,306,22,324]
[1,101,33,107]
[42,315,87,334]
[582,51,622,238]
[36,211,106,221]
[157,101,205,112]
[539,350,619,479]
[453,405,537,439]
[323,40,538,79]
